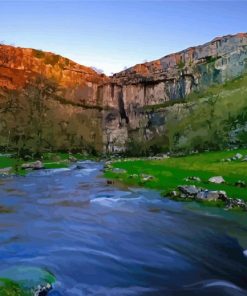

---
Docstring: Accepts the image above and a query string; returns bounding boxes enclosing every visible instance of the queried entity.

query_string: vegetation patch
[32,49,45,59]
[0,152,91,175]
[0,278,31,296]
[44,54,61,66]
[104,149,247,204]
[143,98,186,111]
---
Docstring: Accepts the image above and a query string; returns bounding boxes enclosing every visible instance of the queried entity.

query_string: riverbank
[104,149,247,210]
[0,152,97,176]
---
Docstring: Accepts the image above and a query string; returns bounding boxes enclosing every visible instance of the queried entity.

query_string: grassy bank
[0,152,91,175]
[104,149,247,202]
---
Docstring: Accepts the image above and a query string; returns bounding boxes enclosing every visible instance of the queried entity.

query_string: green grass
[186,74,247,101]
[0,152,89,175]
[0,156,16,169]
[105,149,247,201]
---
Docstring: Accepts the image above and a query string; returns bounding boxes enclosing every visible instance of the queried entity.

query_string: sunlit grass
[105,149,247,201]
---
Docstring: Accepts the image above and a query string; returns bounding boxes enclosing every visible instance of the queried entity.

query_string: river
[0,161,246,296]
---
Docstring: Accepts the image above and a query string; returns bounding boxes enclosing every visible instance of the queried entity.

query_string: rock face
[0,44,108,152]
[101,33,247,152]
[0,33,247,153]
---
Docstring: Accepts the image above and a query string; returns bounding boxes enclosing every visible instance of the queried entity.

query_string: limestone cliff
[0,45,108,152]
[0,33,247,154]
[101,33,247,152]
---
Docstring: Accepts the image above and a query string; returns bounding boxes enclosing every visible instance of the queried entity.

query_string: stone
[208,176,225,184]
[235,153,243,159]
[196,190,227,201]
[0,266,55,296]
[0,167,12,176]
[21,160,44,170]
[129,174,138,178]
[184,176,201,182]
[178,185,200,197]
[226,198,247,211]
[34,283,52,296]
[112,168,127,174]
[68,156,77,162]
[107,180,114,185]
[196,191,207,199]
[168,190,179,198]
[75,164,85,170]
[141,174,154,182]
[235,180,246,188]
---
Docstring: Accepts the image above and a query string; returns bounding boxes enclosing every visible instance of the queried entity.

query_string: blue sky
[0,1,246,74]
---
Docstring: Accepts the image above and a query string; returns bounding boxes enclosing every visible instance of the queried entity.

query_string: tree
[0,44,10,66]
[24,75,58,155]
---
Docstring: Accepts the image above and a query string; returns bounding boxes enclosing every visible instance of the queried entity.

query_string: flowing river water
[0,161,247,296]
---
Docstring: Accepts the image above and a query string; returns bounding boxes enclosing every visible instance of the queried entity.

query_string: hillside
[0,33,247,154]
[103,33,247,152]
[0,45,109,154]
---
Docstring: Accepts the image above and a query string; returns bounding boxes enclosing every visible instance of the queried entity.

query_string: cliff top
[114,32,247,78]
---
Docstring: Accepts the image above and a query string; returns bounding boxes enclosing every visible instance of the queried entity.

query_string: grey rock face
[101,33,247,152]
[178,185,200,196]
[196,190,227,201]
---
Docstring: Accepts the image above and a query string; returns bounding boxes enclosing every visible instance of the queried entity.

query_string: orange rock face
[0,44,109,105]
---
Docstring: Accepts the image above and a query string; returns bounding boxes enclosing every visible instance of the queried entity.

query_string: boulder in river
[0,266,55,296]
[75,164,85,170]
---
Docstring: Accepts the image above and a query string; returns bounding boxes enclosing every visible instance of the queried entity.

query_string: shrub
[33,49,45,59]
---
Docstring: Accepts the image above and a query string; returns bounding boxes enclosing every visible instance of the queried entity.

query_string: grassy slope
[105,149,247,201]
[139,74,247,154]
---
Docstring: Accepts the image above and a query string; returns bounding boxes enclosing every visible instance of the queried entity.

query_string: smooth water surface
[0,161,247,295]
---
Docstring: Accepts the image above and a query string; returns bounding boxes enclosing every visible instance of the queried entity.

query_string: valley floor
[104,149,247,205]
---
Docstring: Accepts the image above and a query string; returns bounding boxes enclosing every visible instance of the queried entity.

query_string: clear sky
[0,1,246,75]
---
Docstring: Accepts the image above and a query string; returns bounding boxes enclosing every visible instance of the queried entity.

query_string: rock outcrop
[0,44,108,152]
[0,33,247,153]
[101,33,247,152]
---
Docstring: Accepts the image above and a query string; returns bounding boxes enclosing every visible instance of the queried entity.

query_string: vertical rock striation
[101,33,247,152]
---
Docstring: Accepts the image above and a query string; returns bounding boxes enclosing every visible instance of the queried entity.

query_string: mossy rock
[0,278,31,296]
[0,266,56,295]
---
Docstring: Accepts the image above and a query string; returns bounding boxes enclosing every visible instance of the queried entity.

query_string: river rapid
[0,161,247,296]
